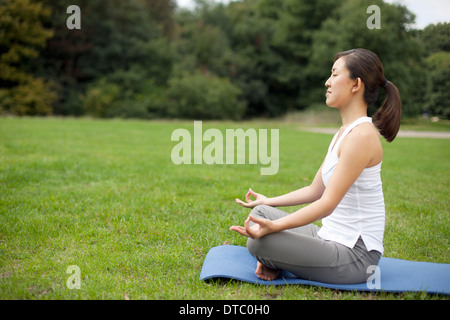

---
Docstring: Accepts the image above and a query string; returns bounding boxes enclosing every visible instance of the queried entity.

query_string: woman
[230,48,401,284]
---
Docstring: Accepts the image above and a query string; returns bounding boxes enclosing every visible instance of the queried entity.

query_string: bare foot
[255,262,281,281]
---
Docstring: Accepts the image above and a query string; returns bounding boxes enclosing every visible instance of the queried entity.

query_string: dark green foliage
[1,0,448,119]
[165,71,246,120]
[422,23,450,119]
[427,66,450,119]
[0,0,56,115]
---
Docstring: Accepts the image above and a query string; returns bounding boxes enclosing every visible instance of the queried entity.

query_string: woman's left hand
[229,214,274,239]
[235,188,267,208]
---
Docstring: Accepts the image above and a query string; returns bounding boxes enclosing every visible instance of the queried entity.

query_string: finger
[248,188,258,198]
[244,216,251,230]
[248,215,266,234]
[235,198,250,207]
[229,225,249,237]
[248,214,264,225]
[244,216,257,238]
[245,189,252,203]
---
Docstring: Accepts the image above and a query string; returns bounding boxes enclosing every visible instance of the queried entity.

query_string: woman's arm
[232,127,377,239]
[264,163,326,207]
[235,161,326,209]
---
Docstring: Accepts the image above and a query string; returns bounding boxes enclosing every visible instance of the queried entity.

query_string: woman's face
[324,57,355,108]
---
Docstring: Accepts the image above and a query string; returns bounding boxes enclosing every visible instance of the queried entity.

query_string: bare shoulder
[339,122,382,165]
[348,122,380,142]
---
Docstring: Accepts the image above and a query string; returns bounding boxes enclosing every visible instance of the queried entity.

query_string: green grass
[0,117,449,300]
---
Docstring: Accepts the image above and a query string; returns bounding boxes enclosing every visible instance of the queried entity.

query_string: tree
[165,71,246,120]
[258,0,342,111]
[0,0,56,115]
[421,22,450,55]
[421,23,450,119]
[39,0,175,115]
[426,64,450,119]
[195,0,342,117]
[144,0,177,39]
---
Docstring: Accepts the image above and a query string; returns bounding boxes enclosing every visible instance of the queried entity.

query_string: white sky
[176,0,231,10]
[384,0,450,28]
[176,0,450,29]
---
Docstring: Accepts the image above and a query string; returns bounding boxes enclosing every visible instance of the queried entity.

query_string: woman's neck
[338,101,368,128]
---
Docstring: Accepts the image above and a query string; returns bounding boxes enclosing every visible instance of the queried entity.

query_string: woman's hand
[235,188,267,208]
[229,214,274,239]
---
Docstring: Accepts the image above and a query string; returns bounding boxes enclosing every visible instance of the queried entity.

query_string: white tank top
[317,117,385,254]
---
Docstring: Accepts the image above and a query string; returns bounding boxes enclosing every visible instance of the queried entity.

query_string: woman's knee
[246,232,277,258]
[246,236,280,270]
[246,237,264,258]
[250,204,270,218]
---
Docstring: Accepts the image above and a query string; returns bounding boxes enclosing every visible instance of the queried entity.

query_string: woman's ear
[351,77,363,94]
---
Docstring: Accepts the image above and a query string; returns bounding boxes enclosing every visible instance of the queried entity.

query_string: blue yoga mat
[200,245,450,295]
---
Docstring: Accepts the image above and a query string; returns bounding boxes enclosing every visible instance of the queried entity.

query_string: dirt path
[301,127,450,139]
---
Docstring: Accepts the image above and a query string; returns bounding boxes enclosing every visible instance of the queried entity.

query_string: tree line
[0,0,449,120]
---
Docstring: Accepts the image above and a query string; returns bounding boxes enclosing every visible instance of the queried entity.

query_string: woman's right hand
[235,188,267,208]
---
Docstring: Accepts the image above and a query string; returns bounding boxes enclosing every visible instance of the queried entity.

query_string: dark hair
[334,48,401,142]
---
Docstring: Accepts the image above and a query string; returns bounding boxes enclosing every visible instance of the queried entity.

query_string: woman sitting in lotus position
[230,48,401,284]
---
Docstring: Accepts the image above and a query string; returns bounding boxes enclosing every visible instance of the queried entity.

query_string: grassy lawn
[0,117,449,300]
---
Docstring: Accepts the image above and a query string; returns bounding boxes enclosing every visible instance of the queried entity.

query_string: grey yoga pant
[246,205,381,284]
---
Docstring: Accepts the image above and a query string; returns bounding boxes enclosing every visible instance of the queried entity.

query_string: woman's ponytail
[372,80,402,142]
